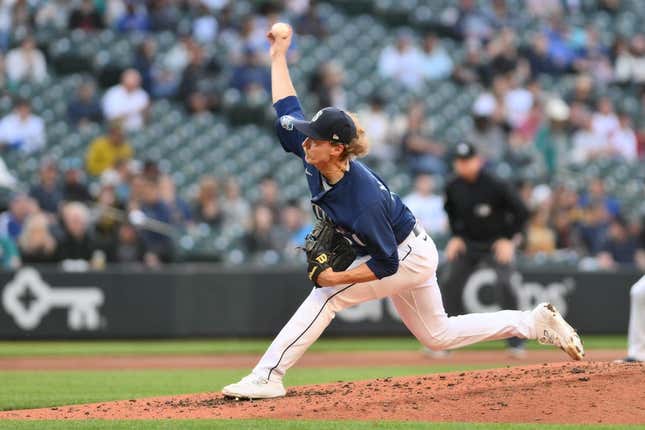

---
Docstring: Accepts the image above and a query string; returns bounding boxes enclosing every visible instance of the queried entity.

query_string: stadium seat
[2,0,643,260]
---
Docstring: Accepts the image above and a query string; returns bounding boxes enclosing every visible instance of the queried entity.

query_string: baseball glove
[303,219,356,287]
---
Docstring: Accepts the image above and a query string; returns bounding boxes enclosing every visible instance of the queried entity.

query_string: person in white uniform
[222,24,585,400]
[622,275,645,362]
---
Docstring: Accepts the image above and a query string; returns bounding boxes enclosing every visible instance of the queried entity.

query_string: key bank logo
[2,268,104,330]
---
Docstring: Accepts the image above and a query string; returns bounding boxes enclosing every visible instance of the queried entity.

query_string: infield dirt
[2,361,643,424]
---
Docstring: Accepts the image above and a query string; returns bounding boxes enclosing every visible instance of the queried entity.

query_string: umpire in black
[441,141,530,354]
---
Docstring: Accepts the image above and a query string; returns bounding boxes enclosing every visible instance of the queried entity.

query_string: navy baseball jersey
[274,96,416,279]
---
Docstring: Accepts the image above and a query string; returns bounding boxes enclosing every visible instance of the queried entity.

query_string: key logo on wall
[2,267,104,330]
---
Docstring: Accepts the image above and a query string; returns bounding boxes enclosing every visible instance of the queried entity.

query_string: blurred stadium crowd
[0,0,643,271]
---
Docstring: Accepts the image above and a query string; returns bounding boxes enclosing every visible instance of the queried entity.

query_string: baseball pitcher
[222,23,584,400]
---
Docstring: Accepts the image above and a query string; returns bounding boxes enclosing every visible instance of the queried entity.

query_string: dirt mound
[2,361,643,424]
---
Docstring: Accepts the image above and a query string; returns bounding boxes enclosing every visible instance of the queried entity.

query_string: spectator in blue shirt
[578,203,611,256]
[159,174,192,227]
[29,159,62,215]
[139,177,175,264]
[67,81,103,127]
[597,217,641,269]
[544,16,585,71]
[524,33,565,77]
[134,39,157,95]
[231,47,271,95]
[579,178,620,218]
[419,32,454,81]
[0,193,39,241]
[116,2,149,33]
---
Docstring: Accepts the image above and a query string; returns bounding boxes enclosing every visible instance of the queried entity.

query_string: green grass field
[0,334,626,357]
[0,336,630,430]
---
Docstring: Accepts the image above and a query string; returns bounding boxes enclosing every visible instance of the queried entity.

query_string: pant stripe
[266,239,417,380]
[400,245,412,261]
[267,282,357,380]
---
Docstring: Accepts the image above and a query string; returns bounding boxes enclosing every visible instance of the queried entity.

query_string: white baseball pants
[628,275,645,361]
[253,229,537,382]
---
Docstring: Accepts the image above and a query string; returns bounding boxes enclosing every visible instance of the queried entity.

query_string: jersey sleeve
[352,203,399,279]
[273,96,306,159]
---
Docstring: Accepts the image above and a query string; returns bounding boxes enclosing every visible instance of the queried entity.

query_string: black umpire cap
[453,141,478,159]
[291,107,357,145]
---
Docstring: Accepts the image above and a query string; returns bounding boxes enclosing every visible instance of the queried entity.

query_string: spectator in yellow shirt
[525,208,556,256]
[86,121,134,176]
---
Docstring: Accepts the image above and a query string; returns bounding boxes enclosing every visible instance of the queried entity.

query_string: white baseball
[271,22,292,39]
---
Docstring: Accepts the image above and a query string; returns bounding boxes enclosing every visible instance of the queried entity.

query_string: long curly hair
[339,112,370,161]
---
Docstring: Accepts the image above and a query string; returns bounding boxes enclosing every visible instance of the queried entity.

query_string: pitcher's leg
[254,252,436,382]
[627,276,645,361]
[225,282,368,399]
[252,255,372,382]
[253,283,362,382]
[392,278,536,351]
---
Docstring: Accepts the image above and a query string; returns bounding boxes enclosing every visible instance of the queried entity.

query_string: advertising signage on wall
[2,268,104,331]
[0,267,639,338]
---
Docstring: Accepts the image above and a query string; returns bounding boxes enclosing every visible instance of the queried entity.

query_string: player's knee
[311,288,351,320]
[420,322,453,350]
[423,334,452,351]
[326,296,353,314]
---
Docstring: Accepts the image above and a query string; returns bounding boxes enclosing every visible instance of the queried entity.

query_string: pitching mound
[2,361,643,424]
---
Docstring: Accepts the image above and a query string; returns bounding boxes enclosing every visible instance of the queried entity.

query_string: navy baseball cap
[291,107,357,145]
[454,141,477,159]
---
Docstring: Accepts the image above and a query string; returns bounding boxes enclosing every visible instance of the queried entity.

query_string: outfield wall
[0,266,640,339]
